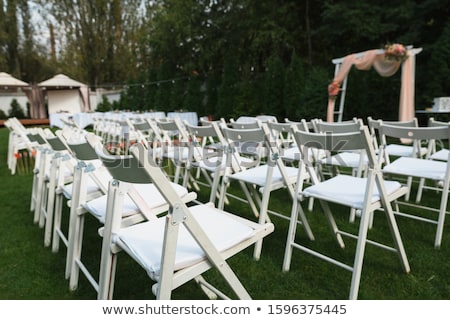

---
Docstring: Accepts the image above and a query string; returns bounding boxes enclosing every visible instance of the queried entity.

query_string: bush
[8,99,26,119]
[0,109,7,119]
[95,95,113,112]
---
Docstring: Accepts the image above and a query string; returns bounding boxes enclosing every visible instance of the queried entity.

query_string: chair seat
[62,179,101,200]
[117,204,256,279]
[319,152,368,168]
[229,164,298,188]
[280,147,301,161]
[383,157,447,180]
[430,149,450,162]
[61,168,111,199]
[193,155,227,171]
[83,182,189,223]
[302,174,403,209]
[164,146,190,160]
[386,144,427,157]
[150,146,190,161]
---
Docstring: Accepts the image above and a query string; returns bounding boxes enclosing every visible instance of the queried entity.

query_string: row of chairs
[119,115,450,299]
[6,114,450,300]
[16,118,274,300]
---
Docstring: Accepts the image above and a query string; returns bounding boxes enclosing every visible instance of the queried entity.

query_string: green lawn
[1,126,450,300]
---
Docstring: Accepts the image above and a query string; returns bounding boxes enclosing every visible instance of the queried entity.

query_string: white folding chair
[39,133,76,247]
[4,118,41,175]
[367,117,428,161]
[218,123,314,260]
[65,133,197,293]
[427,117,450,161]
[380,123,450,248]
[52,132,110,280]
[93,142,274,299]
[283,125,410,299]
[313,118,368,178]
[183,121,228,204]
[155,118,191,184]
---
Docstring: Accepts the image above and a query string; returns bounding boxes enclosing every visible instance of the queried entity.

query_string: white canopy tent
[38,74,91,114]
[0,72,29,88]
[0,72,30,116]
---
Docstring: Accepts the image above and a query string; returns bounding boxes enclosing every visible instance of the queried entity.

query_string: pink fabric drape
[327,48,414,122]
[399,53,415,122]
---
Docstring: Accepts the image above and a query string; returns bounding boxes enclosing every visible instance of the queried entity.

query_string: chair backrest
[291,125,378,183]
[220,126,267,170]
[256,115,278,123]
[266,121,307,148]
[313,118,363,134]
[379,123,450,162]
[156,118,190,145]
[87,134,151,184]
[132,120,152,132]
[184,121,227,147]
[379,123,450,142]
[229,120,261,130]
[367,117,420,147]
[46,136,68,152]
[428,117,450,127]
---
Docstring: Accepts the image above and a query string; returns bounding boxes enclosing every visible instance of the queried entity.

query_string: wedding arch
[327,45,422,122]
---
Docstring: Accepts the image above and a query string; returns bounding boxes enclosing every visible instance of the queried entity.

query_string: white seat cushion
[117,204,255,278]
[386,144,427,157]
[62,178,102,200]
[280,147,301,161]
[302,174,402,209]
[383,157,448,181]
[194,155,227,171]
[229,164,298,188]
[430,149,450,162]
[319,152,368,168]
[61,168,111,199]
[83,182,189,223]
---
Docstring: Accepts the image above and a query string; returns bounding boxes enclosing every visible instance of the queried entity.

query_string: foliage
[8,99,26,119]
[296,66,330,120]
[216,55,240,120]
[1,0,450,120]
[95,95,113,112]
[263,56,285,118]
[284,53,305,120]
[424,19,450,104]
[0,109,7,119]
[154,62,174,112]
[183,74,203,114]
[204,72,220,118]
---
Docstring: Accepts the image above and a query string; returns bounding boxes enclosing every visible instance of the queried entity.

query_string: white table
[167,112,198,126]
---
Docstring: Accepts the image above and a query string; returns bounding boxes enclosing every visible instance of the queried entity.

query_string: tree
[284,53,305,120]
[216,56,239,119]
[424,19,450,104]
[183,74,203,114]
[41,0,145,86]
[154,62,174,112]
[263,56,285,117]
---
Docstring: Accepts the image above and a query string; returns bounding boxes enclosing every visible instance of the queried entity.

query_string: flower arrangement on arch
[384,43,408,62]
[328,80,340,100]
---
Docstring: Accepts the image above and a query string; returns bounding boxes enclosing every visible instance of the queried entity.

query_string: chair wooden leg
[434,176,450,248]
[348,207,371,300]
[52,193,65,253]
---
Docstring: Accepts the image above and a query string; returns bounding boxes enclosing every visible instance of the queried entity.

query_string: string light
[88,75,191,90]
